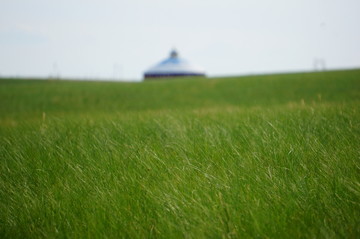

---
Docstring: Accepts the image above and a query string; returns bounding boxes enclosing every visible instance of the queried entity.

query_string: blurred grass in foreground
[0,70,359,238]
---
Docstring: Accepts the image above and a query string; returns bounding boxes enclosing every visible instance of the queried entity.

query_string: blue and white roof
[144,49,205,78]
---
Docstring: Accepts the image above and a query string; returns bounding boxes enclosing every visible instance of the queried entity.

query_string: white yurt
[144,49,206,79]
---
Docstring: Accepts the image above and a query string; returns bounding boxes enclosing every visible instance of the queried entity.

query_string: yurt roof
[144,50,205,75]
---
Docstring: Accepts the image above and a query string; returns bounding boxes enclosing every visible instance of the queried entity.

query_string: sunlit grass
[0,70,359,238]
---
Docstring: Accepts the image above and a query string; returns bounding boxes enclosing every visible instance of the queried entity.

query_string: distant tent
[144,49,206,79]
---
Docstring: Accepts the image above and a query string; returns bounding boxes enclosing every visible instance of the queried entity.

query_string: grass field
[0,70,359,238]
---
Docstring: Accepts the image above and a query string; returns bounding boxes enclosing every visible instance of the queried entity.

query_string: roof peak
[170,49,178,58]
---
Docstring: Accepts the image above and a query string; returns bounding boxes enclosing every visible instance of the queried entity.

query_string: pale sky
[0,0,359,81]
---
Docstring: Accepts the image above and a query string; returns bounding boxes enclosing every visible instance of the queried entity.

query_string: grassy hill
[1,70,359,238]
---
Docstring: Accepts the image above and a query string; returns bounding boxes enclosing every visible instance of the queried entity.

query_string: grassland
[0,70,359,238]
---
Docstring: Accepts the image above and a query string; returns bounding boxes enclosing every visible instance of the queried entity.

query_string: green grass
[0,70,359,238]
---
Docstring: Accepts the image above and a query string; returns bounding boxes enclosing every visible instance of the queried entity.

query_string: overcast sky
[0,0,359,81]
